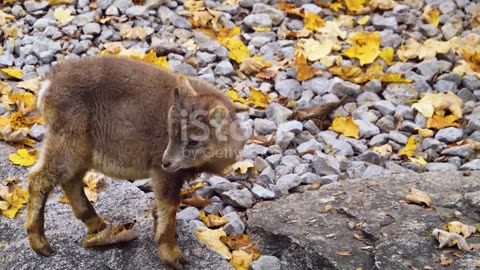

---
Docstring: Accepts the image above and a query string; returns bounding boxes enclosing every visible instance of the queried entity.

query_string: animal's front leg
[151,170,188,270]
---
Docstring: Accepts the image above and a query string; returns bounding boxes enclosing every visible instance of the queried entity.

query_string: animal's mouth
[161,162,183,172]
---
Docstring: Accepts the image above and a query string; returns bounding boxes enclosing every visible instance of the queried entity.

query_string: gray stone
[244,14,272,28]
[0,104,6,115]
[189,220,207,232]
[251,184,275,200]
[388,131,408,145]
[208,176,234,194]
[249,255,281,270]
[416,58,438,80]
[276,174,302,190]
[383,83,418,105]
[113,0,133,13]
[243,144,268,159]
[355,119,380,138]
[434,80,457,93]
[457,88,477,102]
[460,159,480,171]
[363,79,382,93]
[177,207,200,221]
[105,5,120,16]
[374,100,396,116]
[0,52,14,66]
[441,145,475,158]
[214,60,234,75]
[275,79,302,100]
[312,154,340,175]
[405,71,432,94]
[204,202,223,215]
[253,118,276,135]
[82,23,101,35]
[441,19,463,40]
[369,133,389,146]
[302,77,330,95]
[221,188,254,208]
[356,92,381,107]
[266,154,282,167]
[422,138,446,151]
[125,5,148,17]
[376,116,395,132]
[170,63,196,76]
[266,103,292,125]
[425,162,458,172]
[98,0,115,9]
[435,127,464,143]
[343,137,368,153]
[356,151,382,165]
[224,214,246,236]
[362,164,389,178]
[328,139,354,156]
[329,77,361,97]
[437,73,462,86]
[260,166,275,183]
[420,24,440,37]
[275,165,292,176]
[24,0,49,12]
[372,15,398,30]
[304,120,320,134]
[462,75,480,91]
[171,14,192,29]
[277,120,303,134]
[299,172,320,184]
[28,123,47,141]
[296,139,323,154]
[32,38,61,64]
[281,155,302,167]
[252,3,284,25]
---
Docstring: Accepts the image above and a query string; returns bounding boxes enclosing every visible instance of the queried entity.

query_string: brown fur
[25,57,245,269]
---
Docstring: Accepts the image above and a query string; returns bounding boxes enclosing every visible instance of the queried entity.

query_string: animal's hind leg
[25,132,94,256]
[61,171,107,234]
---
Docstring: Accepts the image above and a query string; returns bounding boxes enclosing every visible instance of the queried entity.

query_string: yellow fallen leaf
[398,136,418,157]
[248,88,270,108]
[230,250,253,270]
[380,47,395,66]
[329,66,366,84]
[194,227,232,259]
[302,39,335,61]
[444,221,477,238]
[293,47,318,82]
[1,68,23,80]
[304,11,325,31]
[368,0,397,10]
[408,157,427,166]
[405,188,431,207]
[426,114,460,129]
[344,0,366,13]
[397,38,422,62]
[9,149,38,167]
[343,31,381,66]
[411,92,464,118]
[228,90,248,104]
[318,21,347,39]
[48,0,73,4]
[357,15,370,25]
[329,116,359,138]
[218,38,250,63]
[180,181,205,196]
[0,10,15,25]
[53,7,74,25]
[199,211,229,228]
[372,144,393,155]
[17,77,41,93]
[8,92,36,115]
[142,50,170,70]
[182,194,212,208]
[418,39,450,60]
[82,222,140,247]
[417,128,434,138]
[422,5,440,26]
[0,184,28,219]
[239,57,272,75]
[1,26,18,39]
[232,160,256,174]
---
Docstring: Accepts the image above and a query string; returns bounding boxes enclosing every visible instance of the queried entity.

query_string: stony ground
[1,0,480,270]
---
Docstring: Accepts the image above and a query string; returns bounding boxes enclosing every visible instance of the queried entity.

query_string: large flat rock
[247,172,480,270]
[0,143,232,270]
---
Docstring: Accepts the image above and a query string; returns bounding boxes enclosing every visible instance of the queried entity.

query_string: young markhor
[25,57,245,269]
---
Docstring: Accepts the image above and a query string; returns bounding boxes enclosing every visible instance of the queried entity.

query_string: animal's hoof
[158,243,188,270]
[29,234,54,256]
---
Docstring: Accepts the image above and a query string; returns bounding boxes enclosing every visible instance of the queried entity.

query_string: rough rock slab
[247,172,480,270]
[0,144,232,270]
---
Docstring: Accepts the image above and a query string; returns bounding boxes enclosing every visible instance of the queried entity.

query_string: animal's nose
[162,161,172,169]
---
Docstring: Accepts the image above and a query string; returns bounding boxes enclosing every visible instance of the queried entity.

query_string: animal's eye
[187,140,200,147]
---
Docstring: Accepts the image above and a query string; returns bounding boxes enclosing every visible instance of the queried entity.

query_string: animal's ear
[177,74,197,97]
[208,105,228,125]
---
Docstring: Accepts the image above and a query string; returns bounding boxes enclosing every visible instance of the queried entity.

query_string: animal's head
[162,75,246,174]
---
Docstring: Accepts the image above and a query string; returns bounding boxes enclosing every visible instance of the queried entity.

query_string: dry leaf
[418,39,450,60]
[329,116,359,138]
[368,0,397,10]
[422,5,440,26]
[230,250,253,270]
[8,92,36,115]
[199,211,229,228]
[397,38,422,62]
[182,194,212,208]
[308,181,322,190]
[417,128,434,138]
[304,11,325,31]
[82,223,140,247]
[17,77,41,93]
[231,160,256,174]
[398,136,418,157]
[0,183,28,219]
[48,0,73,4]
[344,0,366,13]
[380,47,395,65]
[408,157,427,166]
[301,38,335,61]
[219,234,261,260]
[426,114,460,129]
[412,92,463,118]
[439,254,454,266]
[218,38,250,64]
[1,68,23,80]
[119,24,147,40]
[443,221,477,238]
[239,57,271,75]
[195,227,232,259]
[337,250,353,256]
[180,181,205,196]
[53,7,74,25]
[9,149,37,167]
[343,31,381,66]
[357,15,370,25]
[432,229,471,252]
[372,144,393,156]
[405,188,432,207]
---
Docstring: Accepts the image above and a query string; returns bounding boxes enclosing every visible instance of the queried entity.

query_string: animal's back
[40,57,178,178]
